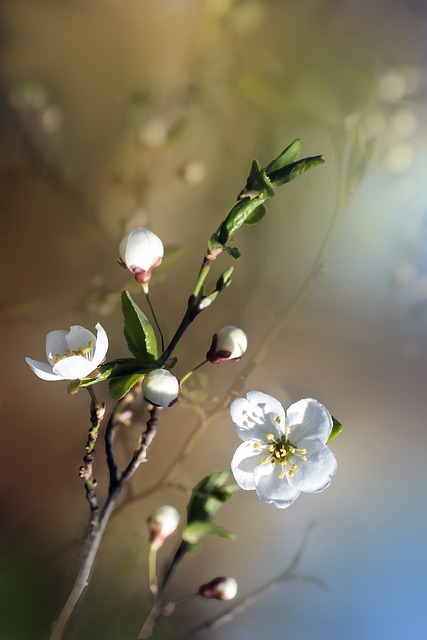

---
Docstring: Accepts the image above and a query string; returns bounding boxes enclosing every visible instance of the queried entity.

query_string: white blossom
[25,323,108,381]
[142,369,179,407]
[147,505,180,550]
[206,326,248,363]
[230,391,337,508]
[119,227,164,284]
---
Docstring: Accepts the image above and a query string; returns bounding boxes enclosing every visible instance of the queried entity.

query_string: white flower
[119,227,164,284]
[147,505,180,550]
[230,391,337,508]
[25,323,108,381]
[199,577,238,601]
[206,326,248,364]
[142,369,179,407]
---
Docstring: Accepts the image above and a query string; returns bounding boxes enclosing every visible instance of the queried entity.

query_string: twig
[78,393,105,530]
[189,522,328,637]
[49,404,160,640]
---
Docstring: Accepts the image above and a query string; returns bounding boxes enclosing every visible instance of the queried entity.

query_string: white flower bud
[142,369,179,407]
[206,326,248,364]
[147,505,180,550]
[119,227,164,284]
[198,577,238,601]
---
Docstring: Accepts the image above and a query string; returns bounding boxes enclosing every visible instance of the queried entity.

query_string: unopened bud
[119,227,164,284]
[142,369,179,407]
[206,326,248,364]
[147,505,180,550]
[198,577,238,601]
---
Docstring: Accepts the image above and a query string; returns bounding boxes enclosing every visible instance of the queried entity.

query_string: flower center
[53,341,94,364]
[256,428,308,480]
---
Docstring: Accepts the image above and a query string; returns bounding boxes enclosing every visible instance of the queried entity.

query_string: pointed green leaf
[268,155,325,187]
[327,416,343,442]
[121,291,158,362]
[265,139,302,174]
[243,159,275,198]
[224,245,241,260]
[67,379,81,395]
[187,471,239,525]
[108,373,144,400]
[182,521,235,544]
[216,267,234,291]
[244,203,267,225]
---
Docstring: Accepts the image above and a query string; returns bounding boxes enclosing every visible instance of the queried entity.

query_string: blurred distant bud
[384,143,414,173]
[119,227,164,284]
[40,105,64,133]
[377,70,407,103]
[198,577,238,601]
[137,117,168,148]
[180,160,207,186]
[206,326,248,364]
[142,369,179,407]
[147,505,180,550]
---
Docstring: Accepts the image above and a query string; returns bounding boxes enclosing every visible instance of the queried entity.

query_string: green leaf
[224,245,241,259]
[327,416,343,442]
[80,358,154,387]
[182,521,235,544]
[108,373,144,400]
[187,471,239,525]
[217,197,266,244]
[121,291,158,362]
[216,267,234,291]
[265,139,302,174]
[268,155,325,187]
[67,379,81,395]
[243,159,275,198]
[244,203,267,225]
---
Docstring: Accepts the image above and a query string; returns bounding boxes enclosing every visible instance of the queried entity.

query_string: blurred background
[1,0,427,638]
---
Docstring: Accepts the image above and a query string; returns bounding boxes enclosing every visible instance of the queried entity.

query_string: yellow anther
[285,427,291,435]
[278,471,285,479]
[270,458,276,464]
[300,455,307,461]
[261,457,268,464]
[269,445,275,452]
[279,448,286,454]
[275,451,281,459]
[289,447,295,454]
[292,463,297,471]
[299,448,306,455]
[88,341,93,349]
[266,433,275,441]
[275,415,281,424]
[253,443,261,450]
[288,470,295,477]
[279,459,286,465]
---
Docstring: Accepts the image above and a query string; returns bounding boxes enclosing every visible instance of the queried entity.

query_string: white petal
[120,227,164,271]
[25,358,60,381]
[52,355,97,380]
[286,398,333,451]
[65,326,96,353]
[254,463,301,507]
[290,446,337,493]
[45,330,68,365]
[230,391,285,442]
[231,441,264,490]
[92,323,108,367]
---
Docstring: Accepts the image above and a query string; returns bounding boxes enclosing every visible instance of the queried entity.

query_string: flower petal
[65,326,97,353]
[52,355,97,380]
[230,391,286,442]
[25,358,60,381]
[290,446,337,493]
[286,398,333,451]
[231,441,264,490]
[45,330,68,365]
[92,323,108,367]
[254,463,301,507]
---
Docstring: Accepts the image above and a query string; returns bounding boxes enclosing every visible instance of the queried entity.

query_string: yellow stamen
[253,442,261,450]
[261,457,268,464]
[300,455,307,461]
[275,416,281,424]
[292,463,297,471]
[269,445,275,452]
[278,471,285,479]
[288,470,294,477]
[299,448,307,455]
[285,427,291,435]
[266,433,275,441]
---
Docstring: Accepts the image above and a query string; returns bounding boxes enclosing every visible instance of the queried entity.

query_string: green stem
[180,359,208,385]
[148,545,159,601]
[144,287,165,352]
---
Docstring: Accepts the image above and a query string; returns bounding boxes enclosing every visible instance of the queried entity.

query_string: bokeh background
[1,1,427,639]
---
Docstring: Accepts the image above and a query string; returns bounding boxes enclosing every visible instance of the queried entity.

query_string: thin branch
[78,397,106,530]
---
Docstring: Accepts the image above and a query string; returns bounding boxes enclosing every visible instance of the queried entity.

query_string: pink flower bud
[206,326,248,364]
[147,505,180,550]
[119,227,164,284]
[198,577,238,601]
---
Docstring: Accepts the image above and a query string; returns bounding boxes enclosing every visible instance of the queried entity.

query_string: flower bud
[198,577,238,601]
[206,326,248,364]
[119,227,164,284]
[142,369,179,407]
[147,505,180,550]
